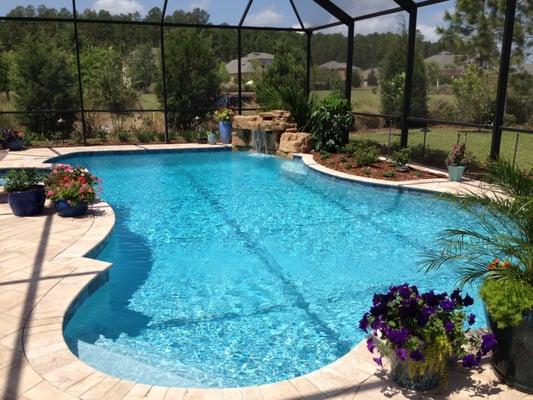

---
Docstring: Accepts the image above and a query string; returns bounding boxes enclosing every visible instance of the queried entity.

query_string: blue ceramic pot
[219,120,232,144]
[55,200,89,217]
[5,138,24,151]
[7,187,45,217]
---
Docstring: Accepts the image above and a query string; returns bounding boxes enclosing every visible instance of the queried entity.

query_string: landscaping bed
[313,152,442,181]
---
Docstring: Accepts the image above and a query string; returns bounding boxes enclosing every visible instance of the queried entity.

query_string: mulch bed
[313,153,443,181]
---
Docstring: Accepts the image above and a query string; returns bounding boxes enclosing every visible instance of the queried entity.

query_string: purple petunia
[366,338,375,353]
[440,299,455,312]
[461,354,478,368]
[467,314,476,325]
[410,349,425,362]
[386,327,410,346]
[463,294,474,306]
[373,357,383,366]
[395,348,408,361]
[444,320,455,333]
[480,333,498,355]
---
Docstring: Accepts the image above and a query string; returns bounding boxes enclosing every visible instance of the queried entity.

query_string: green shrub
[344,141,379,166]
[136,131,156,143]
[117,131,130,143]
[319,150,331,159]
[383,171,395,178]
[4,169,44,192]
[180,130,196,142]
[391,148,411,167]
[309,93,354,152]
[480,279,533,329]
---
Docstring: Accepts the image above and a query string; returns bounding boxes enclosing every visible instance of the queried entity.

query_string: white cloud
[92,0,144,14]
[418,24,440,42]
[187,0,210,11]
[245,9,285,26]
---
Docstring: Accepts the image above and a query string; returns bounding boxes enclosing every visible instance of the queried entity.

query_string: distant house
[520,64,533,75]
[225,52,274,81]
[424,51,465,87]
[424,51,457,68]
[319,61,360,80]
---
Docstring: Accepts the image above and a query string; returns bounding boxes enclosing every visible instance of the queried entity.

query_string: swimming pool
[62,149,484,388]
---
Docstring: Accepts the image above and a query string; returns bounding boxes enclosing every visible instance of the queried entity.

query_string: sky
[0,0,453,42]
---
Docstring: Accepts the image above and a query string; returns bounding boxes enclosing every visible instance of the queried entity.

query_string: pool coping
[0,144,522,399]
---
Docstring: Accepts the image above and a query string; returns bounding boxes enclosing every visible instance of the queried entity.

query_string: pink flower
[47,191,55,197]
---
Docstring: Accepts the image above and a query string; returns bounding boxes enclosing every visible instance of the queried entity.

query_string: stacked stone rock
[231,110,312,157]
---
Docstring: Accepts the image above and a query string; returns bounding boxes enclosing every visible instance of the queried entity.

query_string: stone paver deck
[0,145,530,400]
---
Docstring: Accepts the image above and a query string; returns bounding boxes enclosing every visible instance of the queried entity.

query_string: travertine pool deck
[0,144,530,400]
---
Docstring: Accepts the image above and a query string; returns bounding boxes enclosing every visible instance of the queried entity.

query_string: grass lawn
[139,93,161,109]
[351,127,533,171]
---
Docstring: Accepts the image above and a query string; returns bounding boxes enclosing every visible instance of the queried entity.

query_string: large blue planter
[55,200,89,218]
[219,120,232,144]
[7,187,45,216]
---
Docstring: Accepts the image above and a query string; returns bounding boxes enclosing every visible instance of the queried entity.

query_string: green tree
[451,64,495,126]
[128,44,158,92]
[158,29,221,130]
[12,40,79,133]
[506,71,533,125]
[81,46,138,132]
[256,42,309,129]
[425,61,441,88]
[367,68,378,86]
[352,69,362,88]
[438,0,532,68]
[379,30,428,118]
[0,42,10,99]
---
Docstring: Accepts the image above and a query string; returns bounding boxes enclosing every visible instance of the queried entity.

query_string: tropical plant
[46,164,101,206]
[360,284,497,385]
[4,168,44,192]
[214,108,233,122]
[421,160,533,328]
[309,93,354,152]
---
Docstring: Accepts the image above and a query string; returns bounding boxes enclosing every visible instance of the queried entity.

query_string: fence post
[490,0,517,160]
[160,0,169,143]
[72,0,87,145]
[400,7,417,149]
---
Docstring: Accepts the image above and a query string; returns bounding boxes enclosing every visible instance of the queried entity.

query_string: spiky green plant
[420,160,533,328]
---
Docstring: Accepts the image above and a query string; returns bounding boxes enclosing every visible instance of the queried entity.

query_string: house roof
[424,51,456,67]
[319,61,359,71]
[226,52,274,74]
[521,64,533,75]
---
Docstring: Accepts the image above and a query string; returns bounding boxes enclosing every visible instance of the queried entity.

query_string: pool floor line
[182,170,352,357]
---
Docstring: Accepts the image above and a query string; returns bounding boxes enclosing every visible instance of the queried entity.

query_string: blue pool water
[62,150,484,388]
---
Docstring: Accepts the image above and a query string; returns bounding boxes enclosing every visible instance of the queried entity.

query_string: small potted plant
[391,148,411,172]
[45,164,101,217]
[446,144,469,182]
[215,108,234,144]
[4,169,46,216]
[360,284,497,392]
[1,129,25,151]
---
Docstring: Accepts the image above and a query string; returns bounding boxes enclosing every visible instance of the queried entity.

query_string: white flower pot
[447,165,465,182]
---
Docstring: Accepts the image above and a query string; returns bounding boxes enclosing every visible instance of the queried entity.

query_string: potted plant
[1,129,24,151]
[4,169,46,216]
[392,148,411,172]
[207,131,217,145]
[215,108,234,144]
[45,164,101,217]
[360,284,497,392]
[446,143,469,182]
[422,160,533,393]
